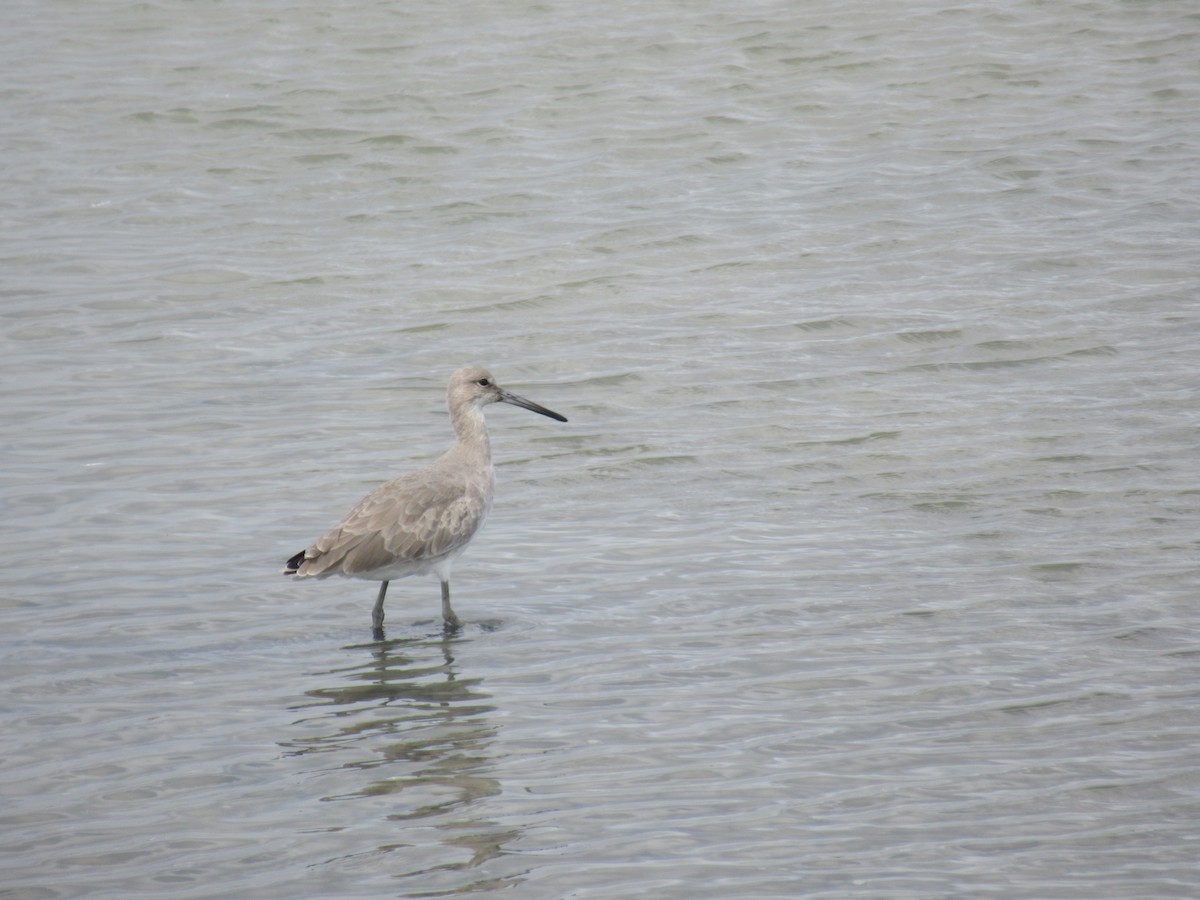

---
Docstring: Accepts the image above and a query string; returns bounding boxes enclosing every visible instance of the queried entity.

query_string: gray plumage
[284,366,567,633]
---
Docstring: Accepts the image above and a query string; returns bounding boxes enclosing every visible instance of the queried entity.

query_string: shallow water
[3,0,1199,897]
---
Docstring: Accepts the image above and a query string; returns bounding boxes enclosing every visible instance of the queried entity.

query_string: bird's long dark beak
[499,388,568,422]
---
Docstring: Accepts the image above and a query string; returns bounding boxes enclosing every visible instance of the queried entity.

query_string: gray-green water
[3,1,1198,896]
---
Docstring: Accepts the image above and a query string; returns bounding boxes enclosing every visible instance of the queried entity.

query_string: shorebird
[283,366,567,633]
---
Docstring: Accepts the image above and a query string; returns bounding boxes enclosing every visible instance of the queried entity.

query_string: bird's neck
[449,404,492,464]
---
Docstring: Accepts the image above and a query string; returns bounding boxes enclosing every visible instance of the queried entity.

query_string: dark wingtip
[283,549,306,575]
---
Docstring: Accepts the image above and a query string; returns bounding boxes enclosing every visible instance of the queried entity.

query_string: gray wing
[296,470,487,577]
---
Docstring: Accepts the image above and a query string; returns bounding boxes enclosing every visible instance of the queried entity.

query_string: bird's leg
[372,581,389,632]
[441,580,461,631]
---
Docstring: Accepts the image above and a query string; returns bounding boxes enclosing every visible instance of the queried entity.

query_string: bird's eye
[477,378,491,387]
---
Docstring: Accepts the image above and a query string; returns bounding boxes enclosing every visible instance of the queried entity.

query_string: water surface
[2,0,1198,897]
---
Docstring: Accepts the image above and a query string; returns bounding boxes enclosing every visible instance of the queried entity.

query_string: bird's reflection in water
[282,629,521,888]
